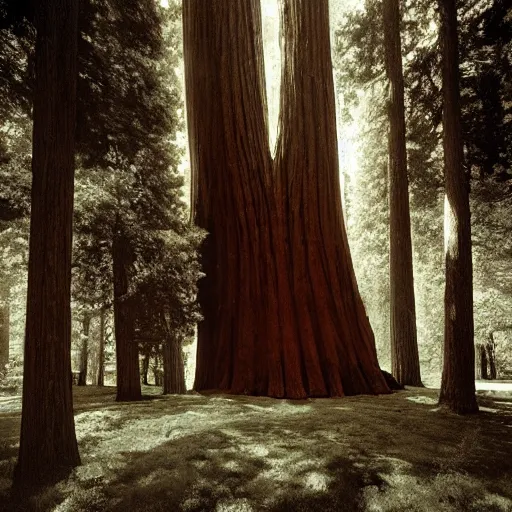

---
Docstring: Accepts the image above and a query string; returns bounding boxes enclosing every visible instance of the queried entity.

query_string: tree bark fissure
[183,0,389,398]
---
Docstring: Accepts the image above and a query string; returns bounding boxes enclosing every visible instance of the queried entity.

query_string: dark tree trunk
[382,0,422,387]
[97,308,105,386]
[486,332,497,380]
[112,230,141,401]
[438,0,478,414]
[77,312,91,386]
[162,338,186,394]
[0,285,9,370]
[161,312,186,394]
[142,353,150,385]
[13,0,80,491]
[183,0,389,398]
[153,355,163,387]
[478,344,488,380]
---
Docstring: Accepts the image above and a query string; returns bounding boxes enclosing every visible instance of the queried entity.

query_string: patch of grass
[0,386,511,511]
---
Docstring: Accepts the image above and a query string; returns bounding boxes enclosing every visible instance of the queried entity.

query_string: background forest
[2,0,511,392]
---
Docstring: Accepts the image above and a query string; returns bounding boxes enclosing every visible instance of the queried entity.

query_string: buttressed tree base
[183,0,390,399]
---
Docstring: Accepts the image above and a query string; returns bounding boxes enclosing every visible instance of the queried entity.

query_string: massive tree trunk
[97,308,105,386]
[183,0,389,398]
[438,0,478,414]
[77,312,91,386]
[382,0,422,387]
[112,229,141,401]
[13,0,80,491]
[0,284,9,370]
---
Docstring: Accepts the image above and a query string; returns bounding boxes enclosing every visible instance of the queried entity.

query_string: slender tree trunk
[382,0,422,387]
[97,308,105,386]
[438,0,478,414]
[0,284,9,370]
[153,354,163,387]
[112,230,141,401]
[13,0,80,491]
[141,353,150,385]
[183,0,389,398]
[486,332,496,380]
[78,312,91,386]
[478,344,488,380]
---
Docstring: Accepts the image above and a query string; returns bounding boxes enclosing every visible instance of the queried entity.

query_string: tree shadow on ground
[1,386,511,511]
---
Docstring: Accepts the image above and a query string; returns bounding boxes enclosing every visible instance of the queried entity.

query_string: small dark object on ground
[382,370,404,390]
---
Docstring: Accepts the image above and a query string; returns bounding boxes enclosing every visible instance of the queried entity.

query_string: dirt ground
[0,385,511,511]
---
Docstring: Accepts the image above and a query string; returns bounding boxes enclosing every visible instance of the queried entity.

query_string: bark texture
[97,308,105,386]
[438,0,478,414]
[162,338,186,394]
[161,311,186,394]
[13,0,80,490]
[183,0,389,398]
[77,312,91,386]
[112,231,141,401]
[382,0,422,387]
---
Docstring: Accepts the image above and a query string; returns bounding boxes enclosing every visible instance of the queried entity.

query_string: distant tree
[184,0,389,397]
[0,282,8,370]
[71,1,199,401]
[13,0,81,490]
[383,0,422,386]
[77,311,91,386]
[97,308,106,386]
[438,0,478,414]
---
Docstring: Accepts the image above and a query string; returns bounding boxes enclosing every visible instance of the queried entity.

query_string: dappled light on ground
[0,385,511,511]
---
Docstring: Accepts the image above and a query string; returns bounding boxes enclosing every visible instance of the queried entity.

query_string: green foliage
[333,0,512,384]
[72,0,203,356]
[0,354,23,395]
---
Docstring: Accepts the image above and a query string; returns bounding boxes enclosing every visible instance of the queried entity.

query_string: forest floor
[0,385,511,512]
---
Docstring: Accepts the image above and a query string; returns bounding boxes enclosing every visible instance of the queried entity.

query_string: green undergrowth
[0,385,511,511]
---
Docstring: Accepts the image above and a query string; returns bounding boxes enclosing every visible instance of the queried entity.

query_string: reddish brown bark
[183,0,389,398]
[112,230,141,401]
[438,0,478,414]
[13,0,80,490]
[383,0,422,387]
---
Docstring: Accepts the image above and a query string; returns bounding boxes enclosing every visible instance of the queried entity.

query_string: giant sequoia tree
[438,0,478,414]
[13,0,80,489]
[382,0,422,386]
[184,0,389,398]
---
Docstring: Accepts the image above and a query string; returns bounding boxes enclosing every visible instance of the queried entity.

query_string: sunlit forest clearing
[1,0,512,510]
[1,385,512,511]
